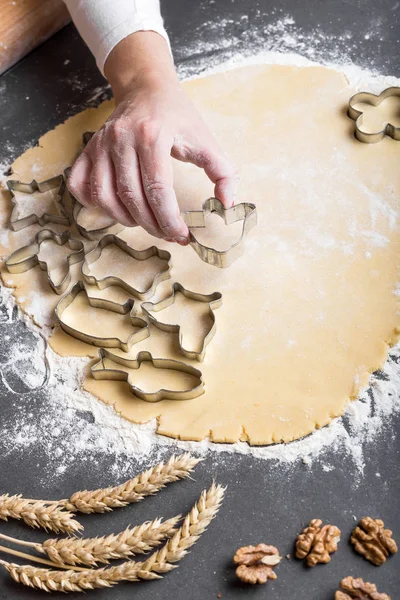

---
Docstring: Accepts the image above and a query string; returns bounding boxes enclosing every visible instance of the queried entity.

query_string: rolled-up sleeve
[62,0,171,75]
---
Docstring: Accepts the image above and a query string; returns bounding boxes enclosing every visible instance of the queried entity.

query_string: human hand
[67,32,238,245]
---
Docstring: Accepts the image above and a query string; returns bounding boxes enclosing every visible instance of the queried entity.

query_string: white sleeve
[62,0,171,75]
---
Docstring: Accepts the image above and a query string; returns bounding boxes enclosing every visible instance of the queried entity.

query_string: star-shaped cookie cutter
[82,234,172,301]
[5,229,84,295]
[181,197,257,268]
[91,348,204,402]
[55,280,149,351]
[348,86,400,143]
[7,175,69,231]
[142,282,222,362]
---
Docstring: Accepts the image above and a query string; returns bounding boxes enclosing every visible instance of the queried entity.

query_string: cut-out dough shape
[348,87,400,143]
[7,176,69,231]
[82,234,172,301]
[142,282,222,362]
[56,281,149,351]
[5,229,84,295]
[91,348,204,402]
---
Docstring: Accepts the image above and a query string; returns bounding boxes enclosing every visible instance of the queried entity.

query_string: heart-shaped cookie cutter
[5,229,84,295]
[181,197,257,268]
[7,175,69,231]
[82,234,172,301]
[55,280,149,351]
[91,348,204,402]
[348,87,400,143]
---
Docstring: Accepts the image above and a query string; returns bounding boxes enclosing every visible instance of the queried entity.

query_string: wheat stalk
[63,453,202,514]
[0,482,225,593]
[37,515,181,566]
[0,495,82,534]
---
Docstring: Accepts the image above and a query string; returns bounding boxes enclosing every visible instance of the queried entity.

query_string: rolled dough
[1,63,399,444]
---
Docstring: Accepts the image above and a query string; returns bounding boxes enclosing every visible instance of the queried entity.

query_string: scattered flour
[1,16,400,481]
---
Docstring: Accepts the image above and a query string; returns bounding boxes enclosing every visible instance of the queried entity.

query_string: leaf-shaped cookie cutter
[142,282,222,362]
[55,280,149,351]
[7,175,69,231]
[5,229,85,295]
[82,234,172,301]
[348,87,400,143]
[181,197,257,268]
[91,348,204,402]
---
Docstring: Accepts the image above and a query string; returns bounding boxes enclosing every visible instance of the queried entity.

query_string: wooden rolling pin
[0,0,70,75]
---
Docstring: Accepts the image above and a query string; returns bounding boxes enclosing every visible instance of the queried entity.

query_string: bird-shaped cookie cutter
[181,197,257,268]
[5,229,84,295]
[348,87,400,143]
[91,348,204,402]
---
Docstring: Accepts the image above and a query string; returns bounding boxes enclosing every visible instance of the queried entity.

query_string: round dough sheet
[1,63,399,444]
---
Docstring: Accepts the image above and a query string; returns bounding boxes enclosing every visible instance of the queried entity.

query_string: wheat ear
[63,453,202,514]
[37,515,181,566]
[0,495,82,534]
[0,482,225,593]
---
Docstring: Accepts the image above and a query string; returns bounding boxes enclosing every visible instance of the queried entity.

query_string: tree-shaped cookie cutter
[5,229,85,295]
[55,280,149,351]
[91,348,204,402]
[348,87,400,143]
[7,175,69,231]
[142,282,222,362]
[82,234,172,301]
[181,197,257,268]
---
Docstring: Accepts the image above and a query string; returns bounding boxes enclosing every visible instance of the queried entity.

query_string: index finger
[173,142,239,208]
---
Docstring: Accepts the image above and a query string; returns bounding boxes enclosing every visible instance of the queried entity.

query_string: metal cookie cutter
[142,282,222,362]
[181,197,257,268]
[55,280,149,351]
[5,229,84,295]
[66,133,124,240]
[82,234,172,301]
[72,199,125,241]
[91,348,204,402]
[348,87,400,143]
[7,175,69,231]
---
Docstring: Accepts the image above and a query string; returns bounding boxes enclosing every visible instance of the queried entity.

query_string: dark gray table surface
[0,1,399,599]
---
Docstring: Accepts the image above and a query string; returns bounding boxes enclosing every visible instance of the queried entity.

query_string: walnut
[233,544,282,584]
[335,576,391,600]
[295,518,341,566]
[350,517,398,566]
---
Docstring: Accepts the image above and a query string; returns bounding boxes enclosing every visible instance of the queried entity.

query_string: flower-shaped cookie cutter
[82,234,172,301]
[348,87,400,143]
[91,348,204,402]
[142,282,222,362]
[181,197,257,268]
[55,280,149,351]
[5,229,84,295]
[7,175,69,231]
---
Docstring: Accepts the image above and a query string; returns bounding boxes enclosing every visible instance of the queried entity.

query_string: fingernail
[176,237,189,246]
